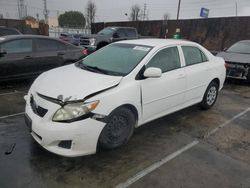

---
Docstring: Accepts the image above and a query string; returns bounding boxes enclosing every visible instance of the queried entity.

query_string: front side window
[146,47,181,73]
[0,39,32,53]
[36,39,65,51]
[182,46,208,66]
[116,29,126,37]
[78,43,152,76]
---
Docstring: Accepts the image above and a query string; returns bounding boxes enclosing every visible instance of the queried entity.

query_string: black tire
[200,81,219,110]
[98,107,135,149]
[247,70,250,83]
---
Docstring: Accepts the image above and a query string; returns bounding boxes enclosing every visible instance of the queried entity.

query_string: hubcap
[206,86,217,105]
[107,115,128,143]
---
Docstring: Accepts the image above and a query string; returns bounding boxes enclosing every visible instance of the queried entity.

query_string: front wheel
[98,107,135,149]
[200,81,219,110]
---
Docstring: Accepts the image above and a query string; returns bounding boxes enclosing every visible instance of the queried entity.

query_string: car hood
[33,64,122,101]
[217,51,250,64]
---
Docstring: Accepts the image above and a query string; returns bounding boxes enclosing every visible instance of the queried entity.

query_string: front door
[0,38,34,80]
[140,46,186,123]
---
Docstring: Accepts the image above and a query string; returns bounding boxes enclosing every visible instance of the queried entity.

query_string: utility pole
[235,1,238,17]
[43,0,49,24]
[18,0,25,19]
[142,3,147,21]
[177,0,181,20]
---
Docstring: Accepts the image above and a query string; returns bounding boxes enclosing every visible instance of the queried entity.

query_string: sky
[1,0,250,22]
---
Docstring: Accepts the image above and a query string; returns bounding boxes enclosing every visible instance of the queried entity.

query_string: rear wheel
[247,69,250,82]
[200,81,219,110]
[98,107,135,149]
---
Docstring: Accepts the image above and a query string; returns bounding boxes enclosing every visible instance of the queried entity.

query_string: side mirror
[0,49,7,57]
[113,32,119,38]
[143,67,162,78]
[223,47,228,51]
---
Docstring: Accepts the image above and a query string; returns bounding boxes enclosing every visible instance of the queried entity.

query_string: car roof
[106,26,136,30]
[117,38,196,48]
[0,34,59,42]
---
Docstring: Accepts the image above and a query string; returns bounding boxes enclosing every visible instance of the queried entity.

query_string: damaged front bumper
[24,92,106,157]
[225,62,250,80]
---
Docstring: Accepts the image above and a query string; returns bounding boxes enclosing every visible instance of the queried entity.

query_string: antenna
[177,0,181,20]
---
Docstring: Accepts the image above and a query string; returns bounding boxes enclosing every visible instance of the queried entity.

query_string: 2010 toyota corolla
[24,39,226,157]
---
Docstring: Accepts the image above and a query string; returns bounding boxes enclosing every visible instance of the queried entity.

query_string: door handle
[57,52,65,56]
[24,56,33,59]
[177,74,186,79]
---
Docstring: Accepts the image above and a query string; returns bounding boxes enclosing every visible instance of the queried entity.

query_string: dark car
[0,35,86,81]
[80,27,138,54]
[0,27,22,36]
[217,40,250,82]
[59,33,83,46]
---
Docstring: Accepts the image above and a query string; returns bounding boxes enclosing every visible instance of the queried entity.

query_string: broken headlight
[52,101,99,122]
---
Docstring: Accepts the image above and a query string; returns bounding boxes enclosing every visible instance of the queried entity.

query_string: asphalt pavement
[0,80,249,188]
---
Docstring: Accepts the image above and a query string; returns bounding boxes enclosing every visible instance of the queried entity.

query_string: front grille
[80,37,90,45]
[30,95,48,117]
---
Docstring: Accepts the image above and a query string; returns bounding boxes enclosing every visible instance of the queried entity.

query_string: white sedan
[24,39,226,157]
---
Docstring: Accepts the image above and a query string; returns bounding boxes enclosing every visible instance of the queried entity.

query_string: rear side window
[36,39,66,51]
[146,47,181,73]
[182,46,208,66]
[126,29,137,37]
[0,39,32,53]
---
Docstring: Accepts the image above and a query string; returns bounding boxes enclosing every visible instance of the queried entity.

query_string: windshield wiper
[76,62,110,74]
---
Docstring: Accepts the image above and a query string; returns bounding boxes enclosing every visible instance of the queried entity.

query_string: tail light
[224,62,229,69]
[81,48,88,55]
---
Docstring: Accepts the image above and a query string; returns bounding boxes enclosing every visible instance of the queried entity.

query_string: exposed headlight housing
[89,38,96,46]
[52,100,99,122]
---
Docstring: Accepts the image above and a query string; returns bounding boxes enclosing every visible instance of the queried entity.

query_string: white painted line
[0,112,25,119]
[0,91,24,96]
[204,107,250,138]
[115,107,250,188]
[115,140,199,188]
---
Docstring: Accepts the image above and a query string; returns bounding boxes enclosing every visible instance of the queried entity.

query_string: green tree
[58,11,86,28]
[23,16,36,22]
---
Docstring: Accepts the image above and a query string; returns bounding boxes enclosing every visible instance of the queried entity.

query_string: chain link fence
[49,27,91,38]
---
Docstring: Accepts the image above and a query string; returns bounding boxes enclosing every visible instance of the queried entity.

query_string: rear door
[181,46,211,104]
[0,38,34,80]
[33,38,67,73]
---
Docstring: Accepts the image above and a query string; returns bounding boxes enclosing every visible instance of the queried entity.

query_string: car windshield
[97,28,115,35]
[226,41,250,54]
[78,43,152,76]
